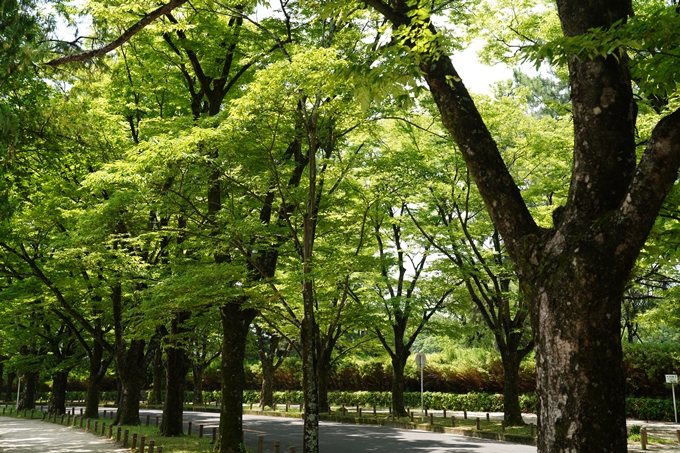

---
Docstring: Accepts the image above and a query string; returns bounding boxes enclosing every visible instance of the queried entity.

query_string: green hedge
[626,398,677,422]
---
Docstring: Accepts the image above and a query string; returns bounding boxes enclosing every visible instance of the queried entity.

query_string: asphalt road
[136,409,537,453]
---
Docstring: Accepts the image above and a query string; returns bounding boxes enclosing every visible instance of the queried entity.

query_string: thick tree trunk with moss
[363,0,680,451]
[214,301,257,453]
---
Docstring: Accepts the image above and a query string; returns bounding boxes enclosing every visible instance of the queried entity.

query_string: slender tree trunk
[301,289,319,453]
[17,371,38,410]
[192,364,205,406]
[214,302,257,453]
[85,342,111,419]
[161,313,191,436]
[50,371,69,415]
[316,361,330,414]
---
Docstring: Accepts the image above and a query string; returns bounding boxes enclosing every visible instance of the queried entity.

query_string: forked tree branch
[45,0,189,67]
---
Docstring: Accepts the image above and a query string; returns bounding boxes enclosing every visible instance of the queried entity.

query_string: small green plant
[628,425,642,435]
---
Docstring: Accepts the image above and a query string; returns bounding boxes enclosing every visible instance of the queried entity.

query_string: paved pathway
[0,417,128,453]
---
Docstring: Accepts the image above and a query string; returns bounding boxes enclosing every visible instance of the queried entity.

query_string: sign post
[16,372,23,409]
[415,352,426,423]
[666,375,678,423]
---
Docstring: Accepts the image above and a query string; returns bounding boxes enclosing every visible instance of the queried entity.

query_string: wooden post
[124,430,130,448]
[187,421,192,436]
[676,429,680,443]
[486,412,490,422]
[289,447,295,453]
[430,413,433,425]
[132,433,138,450]
[409,411,414,422]
[139,435,146,453]
[286,402,290,412]
[199,424,204,438]
[373,405,376,416]
[464,410,467,419]
[157,447,162,453]
[476,417,480,430]
[103,410,107,418]
[425,408,428,416]
[42,412,47,421]
[101,422,106,436]
[274,441,280,453]
[451,415,455,427]
[108,424,113,438]
[358,407,362,417]
[257,436,264,453]
[94,421,98,433]
[641,427,647,450]
[148,440,155,453]
[80,408,83,415]
[61,414,65,424]
[67,413,71,425]
[250,402,253,410]
[117,427,122,442]
[443,408,446,418]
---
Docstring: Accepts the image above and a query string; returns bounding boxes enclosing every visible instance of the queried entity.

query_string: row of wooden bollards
[638,427,680,450]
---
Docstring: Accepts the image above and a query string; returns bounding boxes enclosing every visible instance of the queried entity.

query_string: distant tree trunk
[6,372,14,401]
[214,301,257,453]
[161,312,191,437]
[316,361,330,414]
[192,363,205,406]
[500,348,525,426]
[17,371,38,410]
[259,358,275,409]
[151,342,164,405]
[50,371,69,415]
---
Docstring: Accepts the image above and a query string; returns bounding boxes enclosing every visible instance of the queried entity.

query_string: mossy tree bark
[364,0,680,451]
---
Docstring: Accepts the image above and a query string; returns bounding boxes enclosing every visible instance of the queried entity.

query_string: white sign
[666,374,678,384]
[415,352,426,369]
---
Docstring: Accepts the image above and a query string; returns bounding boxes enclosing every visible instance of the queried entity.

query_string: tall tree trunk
[214,301,257,453]
[85,342,111,419]
[499,349,524,426]
[113,339,147,426]
[161,313,191,437]
[390,355,407,416]
[192,363,205,406]
[50,371,69,415]
[259,359,275,409]
[17,371,38,410]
